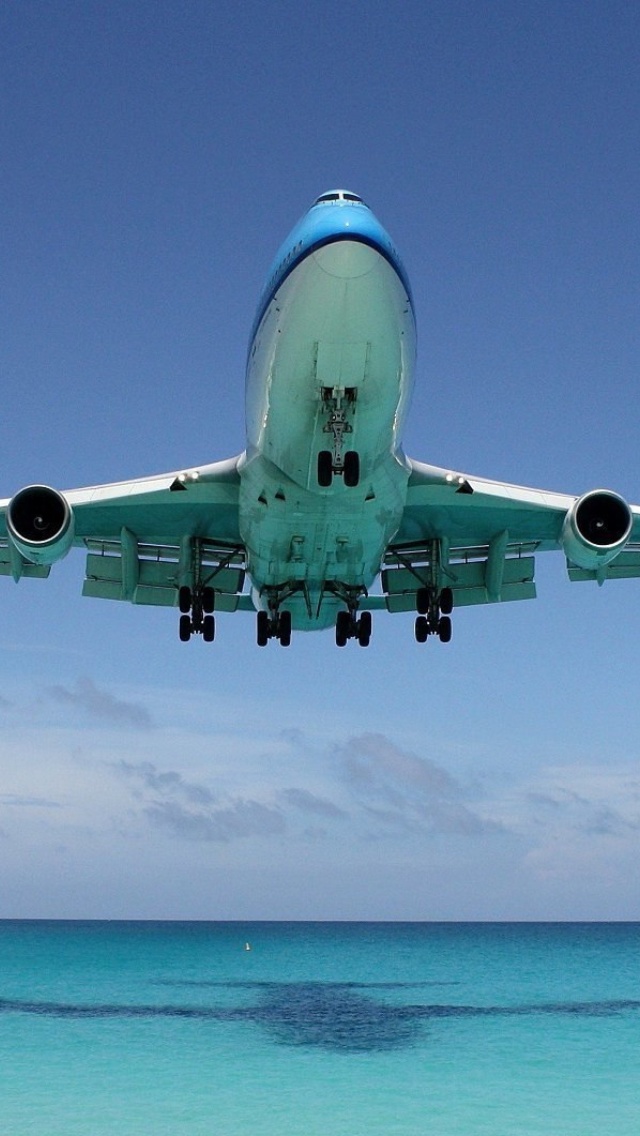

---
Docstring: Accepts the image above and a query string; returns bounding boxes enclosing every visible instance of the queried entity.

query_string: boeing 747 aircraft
[2,190,639,647]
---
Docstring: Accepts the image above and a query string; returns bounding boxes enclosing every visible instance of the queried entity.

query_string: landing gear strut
[414,586,454,644]
[178,585,215,642]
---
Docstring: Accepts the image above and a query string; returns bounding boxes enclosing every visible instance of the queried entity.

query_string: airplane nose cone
[313,239,378,279]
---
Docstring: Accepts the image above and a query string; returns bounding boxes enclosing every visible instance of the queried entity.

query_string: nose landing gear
[317,385,360,487]
[317,449,360,488]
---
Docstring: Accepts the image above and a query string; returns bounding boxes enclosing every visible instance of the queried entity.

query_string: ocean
[0,921,638,1135]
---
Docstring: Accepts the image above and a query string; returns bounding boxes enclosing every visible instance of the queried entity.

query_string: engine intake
[7,485,75,566]
[561,489,632,570]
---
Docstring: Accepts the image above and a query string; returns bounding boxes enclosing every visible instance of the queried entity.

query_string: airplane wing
[379,457,640,614]
[0,457,250,616]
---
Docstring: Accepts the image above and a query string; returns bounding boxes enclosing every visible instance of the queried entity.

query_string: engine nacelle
[7,485,75,566]
[561,489,632,570]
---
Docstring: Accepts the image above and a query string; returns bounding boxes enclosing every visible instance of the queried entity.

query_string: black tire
[440,587,453,616]
[179,586,192,614]
[203,615,215,642]
[318,450,333,488]
[257,610,270,647]
[343,450,360,487]
[203,587,215,614]
[279,610,292,647]
[179,614,192,642]
[415,615,429,643]
[357,610,372,646]
[416,587,429,615]
[336,610,351,647]
[438,615,452,643]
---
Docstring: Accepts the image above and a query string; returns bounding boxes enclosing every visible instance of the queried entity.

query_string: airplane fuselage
[238,192,417,629]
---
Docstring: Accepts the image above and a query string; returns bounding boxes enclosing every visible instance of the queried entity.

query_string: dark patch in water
[1,984,638,1053]
[154,979,461,990]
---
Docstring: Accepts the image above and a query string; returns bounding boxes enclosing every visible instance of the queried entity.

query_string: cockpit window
[313,190,365,206]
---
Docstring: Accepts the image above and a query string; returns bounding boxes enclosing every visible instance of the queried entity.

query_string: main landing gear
[178,585,215,642]
[335,609,372,647]
[414,586,453,644]
[256,609,292,647]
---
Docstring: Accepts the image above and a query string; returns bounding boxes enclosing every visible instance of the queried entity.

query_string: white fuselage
[238,220,416,630]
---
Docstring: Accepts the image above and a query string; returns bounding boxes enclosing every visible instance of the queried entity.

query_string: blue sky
[1,0,640,920]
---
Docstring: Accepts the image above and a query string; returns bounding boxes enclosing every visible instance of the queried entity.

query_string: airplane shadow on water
[2,981,640,1053]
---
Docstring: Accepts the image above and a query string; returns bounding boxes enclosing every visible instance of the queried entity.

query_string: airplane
[2,188,639,648]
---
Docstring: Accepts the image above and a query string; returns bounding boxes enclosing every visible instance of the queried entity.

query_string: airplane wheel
[415,615,429,643]
[203,587,215,614]
[179,586,192,614]
[203,615,215,642]
[440,587,454,616]
[279,610,292,647]
[438,615,452,643]
[336,610,351,647]
[344,450,360,488]
[416,587,429,615]
[179,614,192,642]
[357,611,372,646]
[318,450,333,487]
[257,610,270,646]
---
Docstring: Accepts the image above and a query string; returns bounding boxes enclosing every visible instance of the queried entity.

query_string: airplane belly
[240,240,415,630]
[238,448,409,630]
[245,242,416,484]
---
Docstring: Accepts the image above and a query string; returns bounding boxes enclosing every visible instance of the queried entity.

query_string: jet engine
[7,485,75,566]
[561,489,632,569]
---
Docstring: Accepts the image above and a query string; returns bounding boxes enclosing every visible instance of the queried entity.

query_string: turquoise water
[0,922,639,1135]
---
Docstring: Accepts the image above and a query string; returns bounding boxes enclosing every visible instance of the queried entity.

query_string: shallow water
[1,921,638,1134]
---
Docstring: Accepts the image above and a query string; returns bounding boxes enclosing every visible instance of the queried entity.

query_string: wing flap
[567,548,640,583]
[82,538,246,608]
[0,542,50,580]
[383,555,536,611]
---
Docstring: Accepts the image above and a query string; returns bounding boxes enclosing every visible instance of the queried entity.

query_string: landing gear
[177,586,216,642]
[256,608,292,647]
[318,385,360,486]
[317,448,360,488]
[414,588,454,644]
[335,608,372,647]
